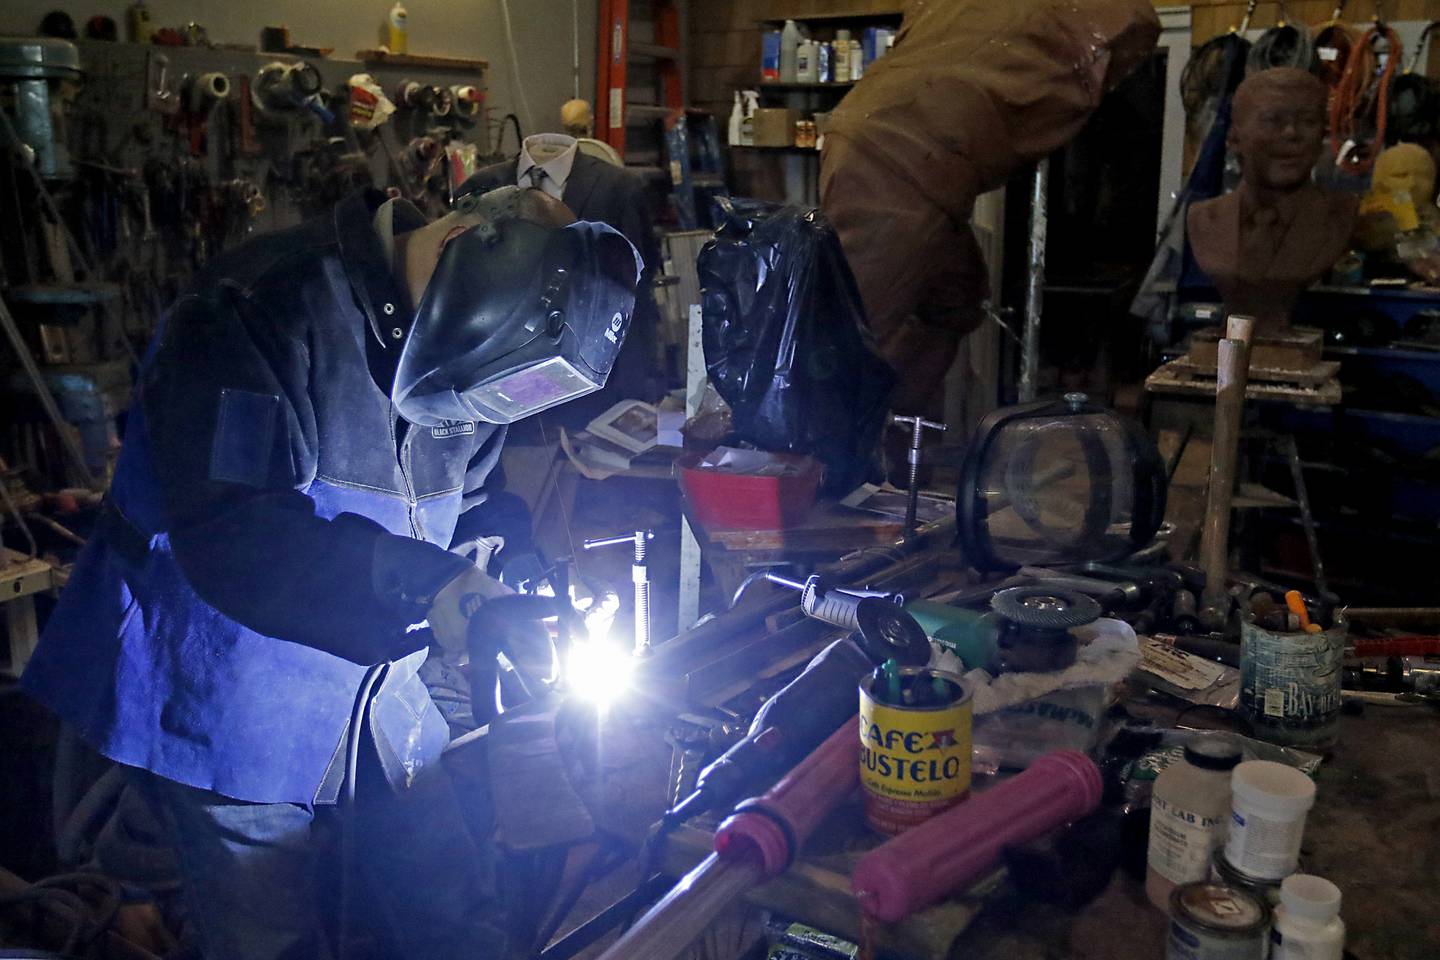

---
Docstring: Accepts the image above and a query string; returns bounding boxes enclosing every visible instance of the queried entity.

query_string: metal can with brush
[858,664,972,836]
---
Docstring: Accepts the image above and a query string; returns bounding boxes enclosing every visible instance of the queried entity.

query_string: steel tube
[1019,158,1049,403]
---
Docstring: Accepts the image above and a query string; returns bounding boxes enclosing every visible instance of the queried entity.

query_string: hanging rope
[1330,21,1401,173]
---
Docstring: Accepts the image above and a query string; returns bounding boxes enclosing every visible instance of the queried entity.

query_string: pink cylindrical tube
[714,717,859,877]
[852,750,1103,923]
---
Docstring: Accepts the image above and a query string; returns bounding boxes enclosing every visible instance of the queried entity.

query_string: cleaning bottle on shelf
[834,30,851,82]
[740,90,759,146]
[728,91,744,146]
[796,37,818,83]
[388,1,409,55]
[780,19,801,83]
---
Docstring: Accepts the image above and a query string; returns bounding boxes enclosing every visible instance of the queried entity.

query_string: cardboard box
[752,108,799,147]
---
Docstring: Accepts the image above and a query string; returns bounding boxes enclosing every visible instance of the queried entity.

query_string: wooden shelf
[355,50,487,71]
[757,10,902,26]
[731,144,821,155]
[755,81,855,92]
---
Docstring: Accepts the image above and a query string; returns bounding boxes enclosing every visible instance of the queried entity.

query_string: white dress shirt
[516,134,579,202]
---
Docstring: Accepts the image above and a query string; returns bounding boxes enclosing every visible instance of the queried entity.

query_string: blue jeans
[139,757,507,960]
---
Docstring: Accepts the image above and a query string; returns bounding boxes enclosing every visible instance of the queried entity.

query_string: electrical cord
[1331,22,1401,173]
[0,872,122,955]
[498,0,537,135]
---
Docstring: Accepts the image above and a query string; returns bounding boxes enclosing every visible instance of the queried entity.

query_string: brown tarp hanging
[820,0,1161,408]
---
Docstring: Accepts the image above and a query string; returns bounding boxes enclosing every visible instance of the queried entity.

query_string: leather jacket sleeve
[141,285,470,664]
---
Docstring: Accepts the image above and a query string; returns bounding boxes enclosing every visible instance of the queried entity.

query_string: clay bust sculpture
[1188,68,1358,330]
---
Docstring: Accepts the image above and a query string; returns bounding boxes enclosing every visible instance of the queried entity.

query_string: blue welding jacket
[22,191,509,803]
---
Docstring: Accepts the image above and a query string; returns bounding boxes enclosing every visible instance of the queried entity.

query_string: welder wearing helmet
[21,186,642,959]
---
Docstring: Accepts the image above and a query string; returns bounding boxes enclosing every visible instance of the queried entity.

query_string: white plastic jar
[1272,874,1345,960]
[1224,761,1316,881]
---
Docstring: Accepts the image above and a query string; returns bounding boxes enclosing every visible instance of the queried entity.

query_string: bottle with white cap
[1145,739,1243,910]
[1272,874,1345,960]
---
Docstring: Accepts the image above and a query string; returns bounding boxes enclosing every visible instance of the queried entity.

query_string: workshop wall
[0,0,598,137]
[1177,0,1440,59]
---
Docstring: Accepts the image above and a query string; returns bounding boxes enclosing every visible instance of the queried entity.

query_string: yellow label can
[859,668,972,836]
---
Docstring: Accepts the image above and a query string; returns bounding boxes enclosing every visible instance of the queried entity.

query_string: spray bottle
[740,90,759,146]
[728,91,744,146]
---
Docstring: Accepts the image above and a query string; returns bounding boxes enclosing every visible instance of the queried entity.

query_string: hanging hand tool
[888,413,947,533]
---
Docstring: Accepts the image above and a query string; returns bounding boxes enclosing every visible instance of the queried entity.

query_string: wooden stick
[1226,313,1255,345]
[1199,337,1250,620]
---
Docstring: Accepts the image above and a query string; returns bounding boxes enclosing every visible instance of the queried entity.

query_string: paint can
[1239,611,1347,749]
[1210,848,1283,908]
[1166,882,1271,960]
[858,667,972,836]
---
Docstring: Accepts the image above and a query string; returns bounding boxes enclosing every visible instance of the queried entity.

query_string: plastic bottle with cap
[1145,739,1243,910]
[1272,874,1345,960]
[780,20,801,83]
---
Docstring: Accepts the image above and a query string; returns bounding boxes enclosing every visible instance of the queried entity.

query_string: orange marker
[1285,590,1322,634]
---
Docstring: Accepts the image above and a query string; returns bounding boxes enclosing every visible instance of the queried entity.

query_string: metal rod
[594,852,765,960]
[1019,158,1048,403]
[1281,435,1329,600]
[634,529,652,656]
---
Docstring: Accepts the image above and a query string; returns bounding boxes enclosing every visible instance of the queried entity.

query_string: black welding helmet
[392,188,642,426]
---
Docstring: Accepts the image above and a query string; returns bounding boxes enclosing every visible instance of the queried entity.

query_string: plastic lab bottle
[1146,740,1242,910]
[1272,874,1345,960]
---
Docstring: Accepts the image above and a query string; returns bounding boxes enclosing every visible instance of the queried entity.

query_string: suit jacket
[460,152,662,415]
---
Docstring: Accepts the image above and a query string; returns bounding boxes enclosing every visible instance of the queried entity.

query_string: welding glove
[427,565,514,656]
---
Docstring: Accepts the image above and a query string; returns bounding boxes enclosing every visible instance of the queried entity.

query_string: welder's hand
[428,565,512,655]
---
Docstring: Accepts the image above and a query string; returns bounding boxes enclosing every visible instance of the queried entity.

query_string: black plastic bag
[699,198,896,494]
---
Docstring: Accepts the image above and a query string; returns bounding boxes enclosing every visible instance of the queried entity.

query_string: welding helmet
[392,187,642,426]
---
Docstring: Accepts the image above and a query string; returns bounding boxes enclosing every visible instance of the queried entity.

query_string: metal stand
[888,414,946,533]
[584,529,656,656]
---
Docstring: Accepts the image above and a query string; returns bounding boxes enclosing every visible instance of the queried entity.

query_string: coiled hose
[1331,22,1402,173]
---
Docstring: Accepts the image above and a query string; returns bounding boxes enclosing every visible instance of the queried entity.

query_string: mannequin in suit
[460,133,661,419]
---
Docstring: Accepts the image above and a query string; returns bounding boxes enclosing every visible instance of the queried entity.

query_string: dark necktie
[527,166,547,191]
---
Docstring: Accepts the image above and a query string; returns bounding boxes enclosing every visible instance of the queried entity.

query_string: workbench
[655,696,1440,960]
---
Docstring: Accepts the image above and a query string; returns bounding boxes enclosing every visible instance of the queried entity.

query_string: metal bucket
[858,667,972,836]
[1239,611,1347,750]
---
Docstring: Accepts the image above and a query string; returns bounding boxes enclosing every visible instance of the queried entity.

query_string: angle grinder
[989,585,1102,673]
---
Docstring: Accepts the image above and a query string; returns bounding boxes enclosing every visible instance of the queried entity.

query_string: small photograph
[587,400,659,453]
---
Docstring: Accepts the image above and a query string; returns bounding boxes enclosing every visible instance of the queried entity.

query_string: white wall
[0,0,598,140]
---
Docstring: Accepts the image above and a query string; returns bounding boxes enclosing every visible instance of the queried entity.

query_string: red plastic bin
[675,451,824,531]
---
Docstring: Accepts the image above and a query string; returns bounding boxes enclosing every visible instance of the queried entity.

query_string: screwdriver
[1285,590,1322,634]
